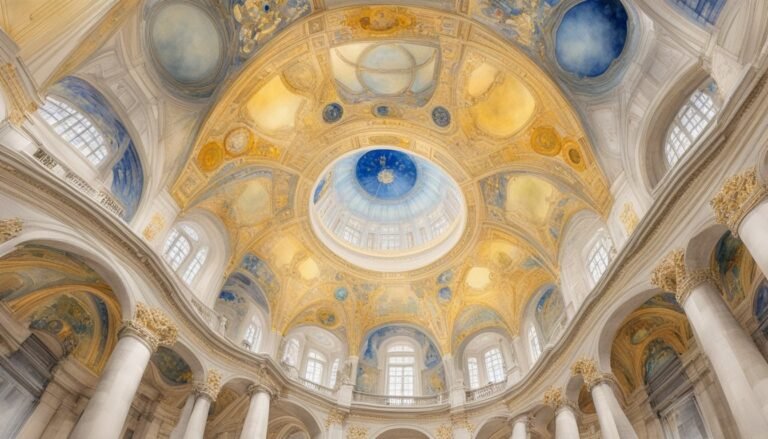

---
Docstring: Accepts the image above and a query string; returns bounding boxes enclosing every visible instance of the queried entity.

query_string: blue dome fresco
[555,0,628,78]
[310,147,467,272]
[355,149,418,200]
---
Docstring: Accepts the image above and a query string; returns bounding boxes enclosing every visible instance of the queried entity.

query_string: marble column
[652,251,768,438]
[70,304,177,439]
[509,414,531,439]
[544,387,580,439]
[572,359,637,439]
[240,384,274,439]
[184,370,222,439]
[325,409,346,439]
[169,393,195,439]
[711,167,768,276]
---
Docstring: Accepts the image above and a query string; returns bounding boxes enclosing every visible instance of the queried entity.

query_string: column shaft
[170,393,195,439]
[739,202,768,277]
[684,280,768,436]
[591,382,637,439]
[555,406,580,439]
[240,389,271,439]
[69,334,152,439]
[510,418,529,439]
[184,394,212,439]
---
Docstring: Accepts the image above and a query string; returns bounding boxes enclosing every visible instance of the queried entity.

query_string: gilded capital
[0,218,22,243]
[571,357,601,389]
[651,250,716,304]
[121,303,178,351]
[196,369,223,400]
[324,408,347,429]
[710,167,768,234]
[543,386,565,409]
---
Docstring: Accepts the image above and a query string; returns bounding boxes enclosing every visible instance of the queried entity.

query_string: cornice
[0,66,765,418]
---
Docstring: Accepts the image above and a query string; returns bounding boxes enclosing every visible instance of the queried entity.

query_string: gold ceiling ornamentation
[0,63,38,126]
[141,213,165,242]
[122,302,178,351]
[196,369,223,400]
[0,218,23,243]
[711,167,767,235]
[451,412,474,433]
[344,7,415,35]
[620,202,639,235]
[169,6,613,348]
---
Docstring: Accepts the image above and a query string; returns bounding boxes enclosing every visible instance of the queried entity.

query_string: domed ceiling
[168,4,614,354]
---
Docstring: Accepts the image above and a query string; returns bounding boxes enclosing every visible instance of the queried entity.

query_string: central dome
[310,147,466,272]
[355,149,418,199]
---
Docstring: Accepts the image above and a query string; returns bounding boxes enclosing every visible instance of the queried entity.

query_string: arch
[638,64,712,191]
[683,223,730,271]
[40,76,145,221]
[522,284,567,353]
[374,425,432,439]
[0,234,135,320]
[269,399,323,439]
[451,305,513,352]
[357,324,446,396]
[473,415,512,439]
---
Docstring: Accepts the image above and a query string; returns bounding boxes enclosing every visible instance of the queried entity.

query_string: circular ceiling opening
[310,147,467,272]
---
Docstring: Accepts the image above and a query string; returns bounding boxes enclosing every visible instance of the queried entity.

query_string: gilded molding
[435,424,452,439]
[346,425,368,439]
[0,64,37,126]
[650,249,716,304]
[196,369,223,400]
[120,302,178,351]
[619,202,639,235]
[710,167,768,235]
[0,218,22,243]
[451,412,474,433]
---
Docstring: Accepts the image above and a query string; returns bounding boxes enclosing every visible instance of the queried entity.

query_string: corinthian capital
[711,167,768,234]
[651,249,716,304]
[571,357,601,388]
[196,369,223,401]
[121,303,178,351]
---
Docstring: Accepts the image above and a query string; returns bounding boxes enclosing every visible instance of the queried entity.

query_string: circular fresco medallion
[563,141,586,171]
[224,127,253,156]
[323,103,343,123]
[531,126,562,156]
[432,106,451,127]
[197,142,225,172]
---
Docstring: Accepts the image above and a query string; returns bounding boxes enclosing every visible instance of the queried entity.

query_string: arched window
[329,358,340,388]
[387,343,416,397]
[181,247,208,284]
[467,357,480,389]
[668,0,726,25]
[528,325,542,362]
[38,96,110,165]
[664,81,719,168]
[282,338,300,367]
[484,348,505,383]
[587,233,615,283]
[304,351,326,384]
[163,224,210,286]
[243,319,261,352]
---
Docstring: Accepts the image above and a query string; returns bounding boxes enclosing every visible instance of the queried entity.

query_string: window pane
[664,83,718,168]
[39,97,110,165]
[467,357,480,389]
[484,348,505,383]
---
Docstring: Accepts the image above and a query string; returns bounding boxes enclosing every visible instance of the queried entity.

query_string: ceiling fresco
[610,294,693,396]
[164,4,614,354]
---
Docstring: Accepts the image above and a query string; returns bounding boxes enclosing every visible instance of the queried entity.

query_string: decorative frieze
[121,303,178,351]
[711,167,768,234]
[451,412,474,433]
[0,218,22,243]
[651,249,717,304]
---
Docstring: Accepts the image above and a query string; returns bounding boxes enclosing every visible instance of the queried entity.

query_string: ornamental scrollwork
[711,167,768,233]
[0,218,22,243]
[121,303,178,351]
